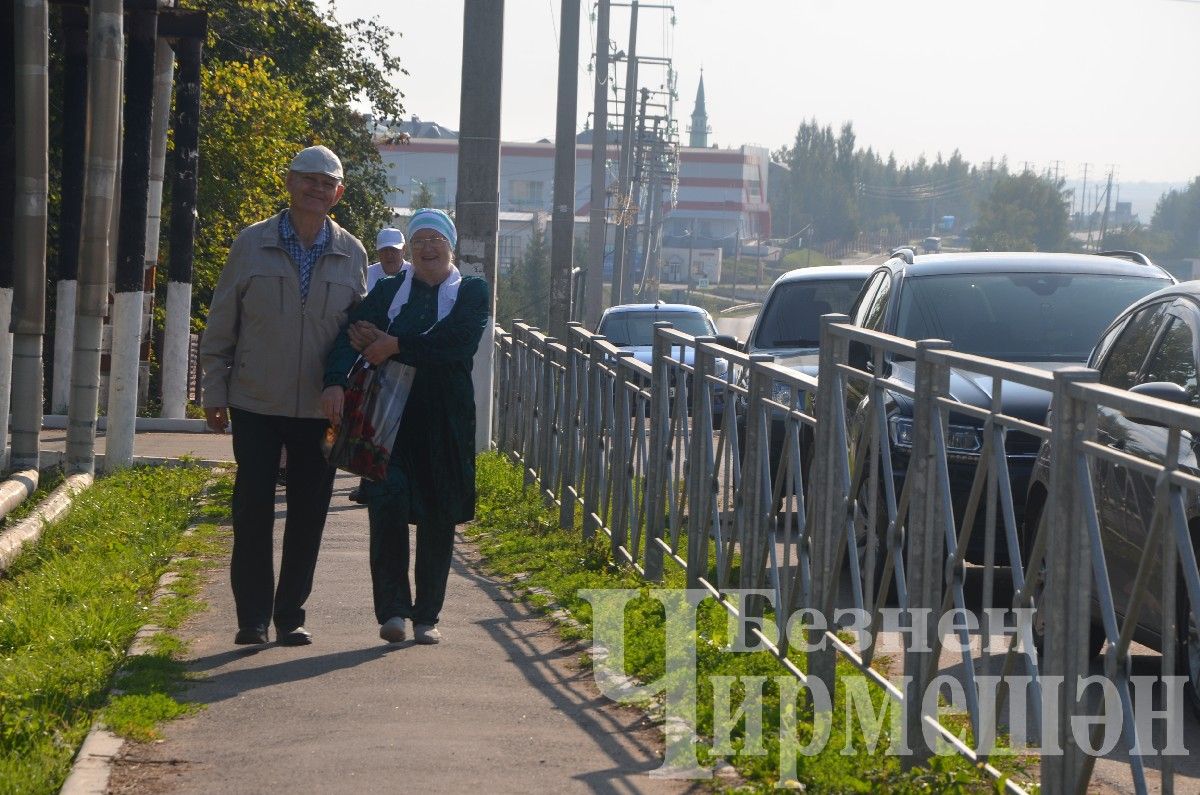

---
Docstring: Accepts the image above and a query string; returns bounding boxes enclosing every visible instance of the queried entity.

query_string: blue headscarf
[407,208,457,248]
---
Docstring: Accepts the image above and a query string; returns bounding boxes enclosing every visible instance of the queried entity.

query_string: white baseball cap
[376,227,405,250]
[289,145,343,180]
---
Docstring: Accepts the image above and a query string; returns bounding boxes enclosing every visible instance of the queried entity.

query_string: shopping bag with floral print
[323,357,415,481]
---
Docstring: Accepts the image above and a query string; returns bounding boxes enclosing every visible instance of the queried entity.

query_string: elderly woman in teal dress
[321,209,489,645]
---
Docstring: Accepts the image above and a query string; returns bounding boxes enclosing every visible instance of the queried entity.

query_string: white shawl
[386,263,462,333]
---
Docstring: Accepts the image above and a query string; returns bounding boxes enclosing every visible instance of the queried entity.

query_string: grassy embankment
[468,451,1034,793]
[0,465,231,794]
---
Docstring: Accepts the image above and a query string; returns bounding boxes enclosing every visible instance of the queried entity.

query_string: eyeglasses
[410,236,448,250]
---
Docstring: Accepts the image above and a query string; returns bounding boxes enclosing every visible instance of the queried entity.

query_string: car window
[1096,302,1169,390]
[894,273,1172,362]
[851,272,884,327]
[1140,311,1199,405]
[752,277,867,348]
[597,311,715,346]
[862,274,892,331]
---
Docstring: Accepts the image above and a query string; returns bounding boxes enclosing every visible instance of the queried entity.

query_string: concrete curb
[0,468,38,522]
[0,472,93,572]
[40,415,209,433]
[59,473,227,795]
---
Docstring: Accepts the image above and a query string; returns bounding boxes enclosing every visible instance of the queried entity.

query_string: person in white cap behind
[200,144,368,648]
[367,227,410,292]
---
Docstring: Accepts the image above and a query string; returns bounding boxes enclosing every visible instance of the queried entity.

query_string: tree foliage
[179,0,405,319]
[495,225,550,329]
[410,181,436,210]
[1150,177,1200,258]
[193,58,309,313]
[970,172,1071,252]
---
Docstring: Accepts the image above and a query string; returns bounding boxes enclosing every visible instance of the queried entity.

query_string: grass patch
[469,452,1036,792]
[780,248,840,269]
[0,465,226,794]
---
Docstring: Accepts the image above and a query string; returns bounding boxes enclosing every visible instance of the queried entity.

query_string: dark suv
[1024,280,1200,716]
[846,250,1175,565]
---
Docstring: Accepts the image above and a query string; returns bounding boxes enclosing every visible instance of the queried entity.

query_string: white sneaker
[379,617,407,643]
[413,624,441,645]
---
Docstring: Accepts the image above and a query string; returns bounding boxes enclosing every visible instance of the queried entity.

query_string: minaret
[689,71,709,148]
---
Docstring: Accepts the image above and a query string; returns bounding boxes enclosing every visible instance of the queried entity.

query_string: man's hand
[321,385,345,426]
[362,334,400,366]
[205,406,229,433]
[348,320,384,352]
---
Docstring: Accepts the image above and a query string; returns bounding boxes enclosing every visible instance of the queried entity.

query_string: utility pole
[641,119,664,302]
[584,0,610,329]
[456,0,504,453]
[0,0,17,471]
[610,0,639,307]
[68,0,124,476]
[107,5,159,470]
[161,23,204,419]
[1078,162,1089,229]
[623,86,649,299]
[52,7,89,417]
[1098,168,1115,249]
[11,0,49,471]
[548,0,580,339]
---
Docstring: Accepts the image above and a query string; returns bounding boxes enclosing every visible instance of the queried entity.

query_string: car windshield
[598,311,715,346]
[895,272,1173,362]
[753,277,867,348]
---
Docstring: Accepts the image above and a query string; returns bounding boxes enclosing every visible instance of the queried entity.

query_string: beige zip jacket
[200,211,368,418]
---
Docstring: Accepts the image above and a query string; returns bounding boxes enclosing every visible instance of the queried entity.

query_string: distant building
[379,79,777,267]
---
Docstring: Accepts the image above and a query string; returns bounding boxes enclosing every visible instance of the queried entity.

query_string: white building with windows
[378,115,771,269]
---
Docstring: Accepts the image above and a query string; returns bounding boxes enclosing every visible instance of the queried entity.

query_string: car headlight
[888,416,982,454]
[772,381,793,406]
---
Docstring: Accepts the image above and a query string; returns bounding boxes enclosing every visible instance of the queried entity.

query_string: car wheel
[1022,506,1105,658]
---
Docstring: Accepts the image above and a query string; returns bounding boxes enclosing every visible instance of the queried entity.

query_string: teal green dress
[324,272,490,523]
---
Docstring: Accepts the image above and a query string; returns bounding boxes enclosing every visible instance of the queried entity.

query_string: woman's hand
[362,334,401,366]
[348,320,384,352]
[321,385,345,425]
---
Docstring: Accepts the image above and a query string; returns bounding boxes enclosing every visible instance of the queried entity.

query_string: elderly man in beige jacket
[200,145,368,647]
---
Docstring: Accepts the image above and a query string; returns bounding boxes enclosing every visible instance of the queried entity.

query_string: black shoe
[277,626,313,646]
[349,487,368,504]
[234,625,269,645]
[276,468,288,487]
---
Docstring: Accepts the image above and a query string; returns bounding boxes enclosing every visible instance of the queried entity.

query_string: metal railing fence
[491,314,1200,794]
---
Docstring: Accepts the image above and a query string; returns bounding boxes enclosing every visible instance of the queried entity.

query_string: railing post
[685,337,716,590]
[643,322,674,581]
[807,314,850,693]
[610,351,636,561]
[492,330,507,451]
[903,339,951,767]
[739,354,775,637]
[1041,367,1098,792]
[539,336,558,502]
[519,325,539,485]
[559,323,584,531]
[582,336,608,540]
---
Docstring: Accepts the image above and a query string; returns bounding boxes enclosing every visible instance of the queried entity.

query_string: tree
[1150,178,1200,258]
[971,172,1071,252]
[495,225,550,329]
[410,180,436,210]
[192,58,310,319]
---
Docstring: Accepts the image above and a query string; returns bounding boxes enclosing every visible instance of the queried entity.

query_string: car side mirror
[848,339,869,371]
[1125,381,1194,426]
[714,334,739,351]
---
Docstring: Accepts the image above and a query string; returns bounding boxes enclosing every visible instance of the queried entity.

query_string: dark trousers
[229,407,335,632]
[367,493,455,626]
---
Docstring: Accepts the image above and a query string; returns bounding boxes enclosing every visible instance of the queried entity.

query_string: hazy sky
[331,0,1200,184]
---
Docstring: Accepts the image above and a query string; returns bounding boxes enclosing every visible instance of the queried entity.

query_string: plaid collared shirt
[279,210,332,303]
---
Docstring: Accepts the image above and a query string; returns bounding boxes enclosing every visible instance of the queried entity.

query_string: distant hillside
[1063,179,1188,222]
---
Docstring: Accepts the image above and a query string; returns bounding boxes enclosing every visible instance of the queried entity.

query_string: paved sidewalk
[85,438,693,794]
